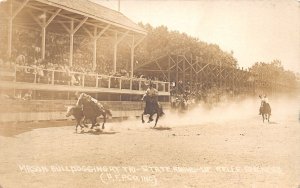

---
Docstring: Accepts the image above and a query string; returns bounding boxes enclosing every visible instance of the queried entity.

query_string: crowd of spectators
[0,26,253,105]
[0,26,154,88]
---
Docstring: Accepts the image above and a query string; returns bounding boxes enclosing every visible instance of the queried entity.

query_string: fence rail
[0,64,170,94]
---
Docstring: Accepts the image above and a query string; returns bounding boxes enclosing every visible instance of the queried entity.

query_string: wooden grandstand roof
[0,0,147,36]
[33,0,147,35]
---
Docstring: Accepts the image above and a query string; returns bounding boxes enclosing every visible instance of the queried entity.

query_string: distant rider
[259,94,269,115]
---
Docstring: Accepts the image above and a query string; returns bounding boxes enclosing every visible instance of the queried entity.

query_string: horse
[141,95,164,128]
[77,96,112,130]
[260,101,271,123]
[66,106,85,132]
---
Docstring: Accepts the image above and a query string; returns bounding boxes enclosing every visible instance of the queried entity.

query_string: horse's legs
[75,119,81,132]
[78,119,84,129]
[82,118,88,128]
[154,113,159,128]
[262,114,265,123]
[102,114,106,129]
[90,119,96,129]
[142,113,145,123]
[149,114,154,121]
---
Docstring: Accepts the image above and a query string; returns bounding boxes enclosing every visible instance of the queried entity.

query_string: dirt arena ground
[0,98,299,188]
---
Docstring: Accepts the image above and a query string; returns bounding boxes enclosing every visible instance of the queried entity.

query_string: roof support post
[168,55,171,82]
[29,9,61,60]
[7,0,29,58]
[130,36,135,78]
[42,9,61,59]
[90,24,110,71]
[113,33,118,73]
[113,30,129,73]
[8,18,12,59]
[92,27,98,71]
[130,35,145,77]
[60,17,88,66]
[41,26,46,59]
[69,20,74,67]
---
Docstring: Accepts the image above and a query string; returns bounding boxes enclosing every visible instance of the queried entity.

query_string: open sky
[93,0,300,72]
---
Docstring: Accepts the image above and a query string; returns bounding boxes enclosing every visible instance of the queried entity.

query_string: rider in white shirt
[263,95,268,104]
[259,94,269,115]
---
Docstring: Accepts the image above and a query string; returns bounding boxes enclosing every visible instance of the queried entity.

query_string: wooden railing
[6,65,170,93]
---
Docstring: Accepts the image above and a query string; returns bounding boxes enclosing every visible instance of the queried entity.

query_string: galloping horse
[260,101,271,123]
[142,95,164,128]
[77,96,112,129]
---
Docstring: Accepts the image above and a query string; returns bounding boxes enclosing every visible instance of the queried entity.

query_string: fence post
[139,80,141,91]
[14,64,17,82]
[130,79,133,90]
[82,74,85,87]
[51,70,54,85]
[95,74,98,87]
[34,70,37,83]
[108,77,111,88]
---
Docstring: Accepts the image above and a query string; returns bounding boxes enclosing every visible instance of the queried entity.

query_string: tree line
[132,23,298,86]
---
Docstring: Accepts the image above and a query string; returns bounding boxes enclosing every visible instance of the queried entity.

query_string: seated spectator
[23,90,32,100]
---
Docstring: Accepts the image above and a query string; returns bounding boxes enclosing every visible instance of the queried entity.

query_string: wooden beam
[60,22,71,33]
[95,24,110,39]
[45,9,61,27]
[12,0,29,19]
[83,27,93,38]
[28,10,43,27]
[73,17,88,34]
[154,61,168,81]
[25,4,143,37]
[116,30,129,44]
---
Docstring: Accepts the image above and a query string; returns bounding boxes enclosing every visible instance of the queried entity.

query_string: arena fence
[0,99,170,122]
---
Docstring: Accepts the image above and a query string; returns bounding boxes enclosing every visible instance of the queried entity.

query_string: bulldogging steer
[66,106,85,132]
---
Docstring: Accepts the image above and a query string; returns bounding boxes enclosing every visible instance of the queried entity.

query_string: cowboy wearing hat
[142,81,159,121]
[259,94,269,115]
[75,91,104,112]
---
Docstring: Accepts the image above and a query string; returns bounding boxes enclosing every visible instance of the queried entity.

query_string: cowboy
[75,91,104,113]
[259,94,269,115]
[142,82,159,121]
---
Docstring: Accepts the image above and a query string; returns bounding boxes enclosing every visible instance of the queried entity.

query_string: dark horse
[77,97,112,129]
[260,101,271,123]
[66,106,85,132]
[142,95,164,127]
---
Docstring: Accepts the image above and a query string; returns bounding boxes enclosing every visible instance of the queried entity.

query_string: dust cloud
[106,95,299,131]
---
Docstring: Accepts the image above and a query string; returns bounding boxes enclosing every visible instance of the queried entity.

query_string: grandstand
[0,0,169,122]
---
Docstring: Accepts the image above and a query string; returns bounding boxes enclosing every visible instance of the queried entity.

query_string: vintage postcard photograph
[0,0,299,187]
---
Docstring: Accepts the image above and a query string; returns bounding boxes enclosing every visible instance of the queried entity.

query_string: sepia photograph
[0,0,299,187]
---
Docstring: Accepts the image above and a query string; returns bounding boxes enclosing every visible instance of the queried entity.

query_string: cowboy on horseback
[142,81,159,122]
[259,94,270,115]
[75,91,104,114]
[75,91,112,129]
